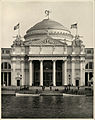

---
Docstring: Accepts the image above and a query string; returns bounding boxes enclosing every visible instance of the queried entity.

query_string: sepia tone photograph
[1,0,94,119]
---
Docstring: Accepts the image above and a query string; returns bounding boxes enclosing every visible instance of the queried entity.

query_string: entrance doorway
[43,61,53,86]
[76,80,79,86]
[85,72,88,86]
[17,80,20,86]
[43,71,52,86]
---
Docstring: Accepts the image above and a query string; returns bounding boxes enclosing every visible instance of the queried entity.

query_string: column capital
[39,60,43,62]
[52,60,56,62]
[29,60,33,62]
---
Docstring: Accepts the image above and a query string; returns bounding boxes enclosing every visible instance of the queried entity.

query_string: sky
[1,0,94,48]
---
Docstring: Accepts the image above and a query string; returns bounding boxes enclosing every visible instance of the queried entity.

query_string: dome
[27,19,70,33]
[24,18,73,41]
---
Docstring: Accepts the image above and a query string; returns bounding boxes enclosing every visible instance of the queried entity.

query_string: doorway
[76,80,79,86]
[43,61,53,86]
[17,80,20,86]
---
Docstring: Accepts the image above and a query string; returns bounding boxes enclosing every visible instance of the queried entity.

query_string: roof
[27,19,70,33]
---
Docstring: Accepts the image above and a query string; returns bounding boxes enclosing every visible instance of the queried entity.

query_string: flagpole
[76,23,78,36]
[76,27,78,36]
[18,23,20,37]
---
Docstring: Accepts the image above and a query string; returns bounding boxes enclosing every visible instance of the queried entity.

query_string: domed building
[1,17,94,87]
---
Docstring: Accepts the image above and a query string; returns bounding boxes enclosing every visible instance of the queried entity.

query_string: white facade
[1,18,94,87]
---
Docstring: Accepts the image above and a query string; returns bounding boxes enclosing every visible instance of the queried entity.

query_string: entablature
[29,56,67,61]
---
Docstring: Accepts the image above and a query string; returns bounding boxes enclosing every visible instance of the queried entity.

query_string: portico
[29,57,68,87]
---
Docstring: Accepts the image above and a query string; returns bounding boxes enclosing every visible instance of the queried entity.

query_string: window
[8,64,11,69]
[1,62,11,69]
[85,62,93,69]
[85,64,88,69]
[87,49,92,54]
[4,62,7,69]
[6,50,10,54]
[2,50,4,54]
[89,62,93,69]
[1,63,3,69]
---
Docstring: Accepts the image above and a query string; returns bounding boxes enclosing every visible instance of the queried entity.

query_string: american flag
[71,23,77,29]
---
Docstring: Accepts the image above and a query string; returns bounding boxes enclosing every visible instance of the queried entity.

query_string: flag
[14,23,19,30]
[71,23,77,29]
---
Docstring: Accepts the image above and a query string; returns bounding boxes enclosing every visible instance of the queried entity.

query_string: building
[1,17,94,87]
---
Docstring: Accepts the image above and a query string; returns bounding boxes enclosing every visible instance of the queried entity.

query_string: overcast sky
[1,0,94,48]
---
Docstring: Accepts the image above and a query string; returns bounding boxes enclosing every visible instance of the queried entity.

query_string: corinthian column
[40,60,43,86]
[53,60,56,86]
[64,60,67,85]
[29,60,33,86]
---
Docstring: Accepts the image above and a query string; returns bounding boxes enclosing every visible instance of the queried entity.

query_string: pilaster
[64,60,68,85]
[21,61,25,86]
[71,58,75,86]
[80,60,85,86]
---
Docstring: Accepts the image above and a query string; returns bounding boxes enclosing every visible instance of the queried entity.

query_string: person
[78,86,79,90]
[50,86,52,91]
[42,86,45,91]
[36,89,39,94]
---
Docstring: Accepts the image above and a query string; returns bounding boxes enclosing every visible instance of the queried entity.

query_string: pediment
[24,37,67,46]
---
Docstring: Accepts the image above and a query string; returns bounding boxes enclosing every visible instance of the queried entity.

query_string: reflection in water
[2,95,93,118]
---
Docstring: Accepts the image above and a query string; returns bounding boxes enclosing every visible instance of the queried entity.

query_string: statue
[12,35,24,46]
[45,10,51,19]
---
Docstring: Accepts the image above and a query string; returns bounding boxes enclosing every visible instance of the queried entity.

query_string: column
[80,61,85,86]
[40,60,43,86]
[21,61,24,86]
[29,60,33,86]
[7,72,9,86]
[64,60,68,85]
[72,58,75,86]
[53,60,56,86]
[62,61,64,85]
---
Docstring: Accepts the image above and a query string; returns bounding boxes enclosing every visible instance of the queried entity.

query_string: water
[2,95,93,118]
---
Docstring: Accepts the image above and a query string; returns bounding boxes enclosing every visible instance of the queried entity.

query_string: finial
[45,10,51,19]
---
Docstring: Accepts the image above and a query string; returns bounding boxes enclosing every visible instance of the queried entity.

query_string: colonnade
[12,58,85,87]
[29,60,68,86]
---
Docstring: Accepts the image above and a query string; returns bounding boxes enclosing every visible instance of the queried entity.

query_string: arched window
[4,62,7,69]
[85,63,88,69]
[1,62,11,69]
[1,63,3,69]
[89,62,93,69]
[8,64,11,69]
[85,62,93,69]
